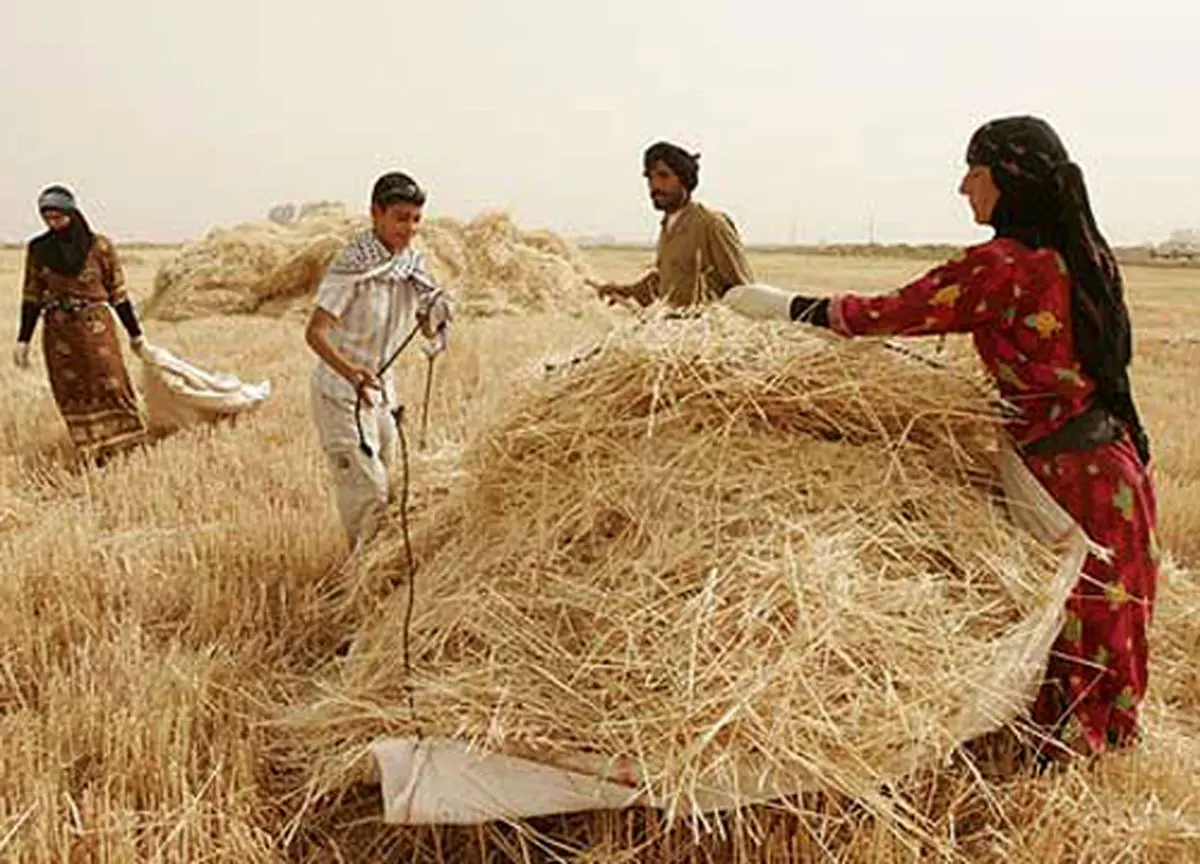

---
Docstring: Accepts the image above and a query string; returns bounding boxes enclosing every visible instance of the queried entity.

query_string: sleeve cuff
[828,295,853,337]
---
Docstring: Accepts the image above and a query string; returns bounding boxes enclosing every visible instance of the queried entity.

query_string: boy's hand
[422,325,449,358]
[348,365,381,406]
[417,293,451,338]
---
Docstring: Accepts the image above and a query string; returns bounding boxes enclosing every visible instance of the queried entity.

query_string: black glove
[789,295,831,328]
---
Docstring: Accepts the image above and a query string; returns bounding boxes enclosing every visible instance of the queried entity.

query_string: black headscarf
[966,116,1149,463]
[29,185,96,278]
[643,141,700,192]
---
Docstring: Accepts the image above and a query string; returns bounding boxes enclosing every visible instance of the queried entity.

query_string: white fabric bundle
[137,342,272,431]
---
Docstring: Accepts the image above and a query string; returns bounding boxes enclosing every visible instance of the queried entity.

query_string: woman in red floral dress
[727,116,1158,758]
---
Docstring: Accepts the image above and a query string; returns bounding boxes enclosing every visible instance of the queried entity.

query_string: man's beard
[651,190,686,212]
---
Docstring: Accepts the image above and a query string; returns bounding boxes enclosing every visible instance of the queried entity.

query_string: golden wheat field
[1,243,1198,863]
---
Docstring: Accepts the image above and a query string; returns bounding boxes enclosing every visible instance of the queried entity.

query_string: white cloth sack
[138,342,272,431]
[370,446,1100,825]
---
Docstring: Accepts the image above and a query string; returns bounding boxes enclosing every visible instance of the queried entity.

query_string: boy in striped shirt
[305,172,451,550]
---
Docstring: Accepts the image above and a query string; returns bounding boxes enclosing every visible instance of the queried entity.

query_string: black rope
[355,391,374,457]
[395,411,422,736]
[348,311,432,731]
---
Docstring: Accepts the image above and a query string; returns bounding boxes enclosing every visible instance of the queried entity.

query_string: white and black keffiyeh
[326,229,430,283]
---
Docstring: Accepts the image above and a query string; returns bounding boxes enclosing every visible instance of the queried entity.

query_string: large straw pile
[143,205,594,321]
[420,211,595,316]
[143,203,365,321]
[286,312,1065,837]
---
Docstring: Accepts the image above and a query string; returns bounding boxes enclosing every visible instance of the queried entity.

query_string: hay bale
[287,312,1067,830]
[143,204,367,321]
[414,216,470,287]
[252,234,348,314]
[448,211,595,316]
[144,205,595,321]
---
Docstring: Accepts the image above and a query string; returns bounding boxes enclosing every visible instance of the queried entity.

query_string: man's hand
[589,267,658,308]
[587,278,630,305]
[417,293,451,339]
[12,342,31,369]
[130,336,147,358]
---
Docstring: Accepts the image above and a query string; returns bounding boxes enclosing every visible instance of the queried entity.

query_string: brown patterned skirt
[41,303,146,459]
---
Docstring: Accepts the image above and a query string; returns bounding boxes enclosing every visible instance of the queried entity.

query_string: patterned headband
[38,188,77,212]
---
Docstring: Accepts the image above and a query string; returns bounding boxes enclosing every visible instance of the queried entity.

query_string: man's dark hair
[643,142,700,192]
[371,172,426,209]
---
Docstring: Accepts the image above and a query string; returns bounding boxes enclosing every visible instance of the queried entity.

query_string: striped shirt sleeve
[315,274,355,318]
[315,246,358,318]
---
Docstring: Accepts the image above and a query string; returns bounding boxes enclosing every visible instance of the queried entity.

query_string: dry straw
[143,205,595,321]
[143,203,364,321]
[283,310,1065,844]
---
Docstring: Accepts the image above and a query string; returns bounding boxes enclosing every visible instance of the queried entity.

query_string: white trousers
[311,379,398,550]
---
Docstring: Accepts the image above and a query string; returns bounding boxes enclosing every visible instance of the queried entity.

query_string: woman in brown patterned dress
[13,186,149,463]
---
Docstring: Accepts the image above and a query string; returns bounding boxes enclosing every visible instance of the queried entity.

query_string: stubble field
[1,244,1197,862]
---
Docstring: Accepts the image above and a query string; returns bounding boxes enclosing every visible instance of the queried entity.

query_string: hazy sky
[2,0,1197,246]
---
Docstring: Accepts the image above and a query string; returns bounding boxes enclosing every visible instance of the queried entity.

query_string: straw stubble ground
[0,245,1197,862]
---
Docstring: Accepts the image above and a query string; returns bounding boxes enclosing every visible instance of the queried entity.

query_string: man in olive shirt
[593,141,755,308]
